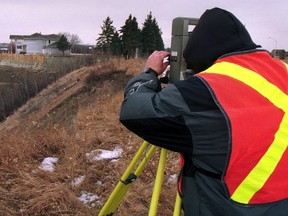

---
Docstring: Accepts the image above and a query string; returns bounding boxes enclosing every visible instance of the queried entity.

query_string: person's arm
[124,50,170,96]
[120,51,193,153]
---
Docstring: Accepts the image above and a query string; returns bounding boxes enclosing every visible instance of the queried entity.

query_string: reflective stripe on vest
[198,56,288,204]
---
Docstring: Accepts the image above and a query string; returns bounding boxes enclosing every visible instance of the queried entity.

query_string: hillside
[0,58,180,215]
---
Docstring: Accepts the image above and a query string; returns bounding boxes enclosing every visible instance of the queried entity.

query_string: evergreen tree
[96,17,116,58]
[110,31,122,56]
[120,15,142,58]
[57,35,71,56]
[141,12,164,57]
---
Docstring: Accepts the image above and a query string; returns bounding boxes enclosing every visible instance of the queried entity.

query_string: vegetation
[57,35,71,55]
[96,12,165,58]
[96,17,116,59]
[110,31,122,57]
[141,12,165,57]
[0,67,57,121]
[59,32,83,54]
[120,15,142,59]
[0,59,179,215]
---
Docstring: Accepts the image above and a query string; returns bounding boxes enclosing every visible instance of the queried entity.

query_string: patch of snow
[78,191,101,207]
[39,157,59,172]
[86,146,123,161]
[168,174,177,183]
[71,175,85,187]
[95,180,103,186]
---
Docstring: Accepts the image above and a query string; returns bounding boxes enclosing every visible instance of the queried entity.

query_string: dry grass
[0,57,180,215]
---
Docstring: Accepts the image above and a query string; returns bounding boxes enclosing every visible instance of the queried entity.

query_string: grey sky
[1,0,287,52]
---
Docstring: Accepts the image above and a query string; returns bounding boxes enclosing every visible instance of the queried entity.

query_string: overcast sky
[1,0,287,52]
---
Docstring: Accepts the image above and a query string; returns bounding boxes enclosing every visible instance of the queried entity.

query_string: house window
[17,45,22,49]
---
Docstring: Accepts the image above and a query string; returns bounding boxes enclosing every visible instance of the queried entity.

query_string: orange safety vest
[197,51,288,204]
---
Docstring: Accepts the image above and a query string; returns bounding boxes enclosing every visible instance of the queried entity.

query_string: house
[9,33,70,55]
[0,43,10,53]
[271,49,286,59]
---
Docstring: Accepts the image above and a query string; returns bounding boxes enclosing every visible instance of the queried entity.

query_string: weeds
[0,57,179,215]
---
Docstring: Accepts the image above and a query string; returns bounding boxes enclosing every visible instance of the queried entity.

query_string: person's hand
[146,50,170,75]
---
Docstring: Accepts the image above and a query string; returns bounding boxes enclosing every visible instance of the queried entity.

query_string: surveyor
[119,7,288,216]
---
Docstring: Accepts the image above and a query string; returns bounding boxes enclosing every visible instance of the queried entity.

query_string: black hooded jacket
[119,7,288,216]
[183,7,260,73]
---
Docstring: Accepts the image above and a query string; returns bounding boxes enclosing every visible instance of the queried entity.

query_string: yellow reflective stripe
[203,62,288,203]
[232,113,288,203]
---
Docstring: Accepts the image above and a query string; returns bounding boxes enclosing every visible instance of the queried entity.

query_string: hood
[183,7,260,73]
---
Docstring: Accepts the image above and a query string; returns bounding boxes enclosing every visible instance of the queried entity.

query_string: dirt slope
[0,59,180,215]
[0,67,88,132]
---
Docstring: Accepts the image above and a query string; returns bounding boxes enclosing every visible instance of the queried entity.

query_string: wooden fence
[0,53,46,64]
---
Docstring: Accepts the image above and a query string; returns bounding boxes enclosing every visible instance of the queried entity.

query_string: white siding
[25,39,45,54]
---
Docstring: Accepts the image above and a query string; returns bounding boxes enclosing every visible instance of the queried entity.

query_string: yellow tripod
[99,141,182,216]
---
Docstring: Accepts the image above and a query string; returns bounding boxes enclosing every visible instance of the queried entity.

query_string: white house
[9,33,70,55]
[0,43,10,53]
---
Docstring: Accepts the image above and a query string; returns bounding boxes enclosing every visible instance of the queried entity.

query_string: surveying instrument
[99,17,198,216]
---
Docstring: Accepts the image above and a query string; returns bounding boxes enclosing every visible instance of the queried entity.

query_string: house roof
[0,43,10,48]
[10,33,60,41]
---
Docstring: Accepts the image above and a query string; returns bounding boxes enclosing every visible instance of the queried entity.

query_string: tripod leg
[148,148,168,216]
[173,192,182,216]
[99,141,156,216]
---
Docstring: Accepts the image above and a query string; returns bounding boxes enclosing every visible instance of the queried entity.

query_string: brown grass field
[0,58,180,215]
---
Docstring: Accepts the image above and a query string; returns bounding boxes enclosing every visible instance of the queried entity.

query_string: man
[120,7,288,216]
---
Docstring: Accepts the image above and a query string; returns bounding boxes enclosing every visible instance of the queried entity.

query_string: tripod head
[169,17,199,83]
